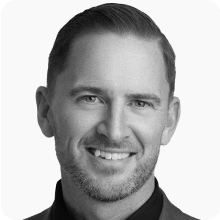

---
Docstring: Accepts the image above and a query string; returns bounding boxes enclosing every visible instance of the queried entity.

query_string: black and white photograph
[1,0,220,220]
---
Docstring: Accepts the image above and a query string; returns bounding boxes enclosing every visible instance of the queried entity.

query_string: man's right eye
[79,95,101,104]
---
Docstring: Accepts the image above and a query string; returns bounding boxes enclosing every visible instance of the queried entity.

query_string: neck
[61,172,155,220]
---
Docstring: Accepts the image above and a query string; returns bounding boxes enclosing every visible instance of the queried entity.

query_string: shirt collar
[51,178,163,220]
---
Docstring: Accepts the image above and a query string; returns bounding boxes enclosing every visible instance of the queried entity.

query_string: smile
[87,148,136,160]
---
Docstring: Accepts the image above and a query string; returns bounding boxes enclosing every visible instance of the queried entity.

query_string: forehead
[55,33,169,100]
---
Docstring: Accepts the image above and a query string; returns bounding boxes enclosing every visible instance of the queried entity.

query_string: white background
[1,0,220,219]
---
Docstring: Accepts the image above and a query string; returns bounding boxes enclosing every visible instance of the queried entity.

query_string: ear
[36,86,54,137]
[161,97,181,145]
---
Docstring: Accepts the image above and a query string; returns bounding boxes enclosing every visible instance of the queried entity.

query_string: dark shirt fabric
[24,178,199,220]
[51,178,163,220]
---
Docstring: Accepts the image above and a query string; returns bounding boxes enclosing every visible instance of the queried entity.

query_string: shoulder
[23,207,52,220]
[159,189,200,220]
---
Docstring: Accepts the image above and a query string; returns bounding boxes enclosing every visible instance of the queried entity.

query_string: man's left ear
[161,97,181,145]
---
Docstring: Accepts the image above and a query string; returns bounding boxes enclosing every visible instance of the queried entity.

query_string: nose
[97,103,129,143]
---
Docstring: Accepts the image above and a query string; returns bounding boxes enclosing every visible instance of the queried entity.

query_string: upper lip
[86,147,137,154]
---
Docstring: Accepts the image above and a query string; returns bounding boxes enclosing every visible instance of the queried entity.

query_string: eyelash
[78,95,154,108]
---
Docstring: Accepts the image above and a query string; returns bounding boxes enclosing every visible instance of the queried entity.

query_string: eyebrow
[69,86,110,97]
[69,86,161,105]
[125,93,161,105]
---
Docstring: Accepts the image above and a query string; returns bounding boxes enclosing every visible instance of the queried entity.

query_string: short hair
[47,3,176,101]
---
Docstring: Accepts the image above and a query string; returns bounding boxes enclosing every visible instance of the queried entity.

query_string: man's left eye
[133,100,153,108]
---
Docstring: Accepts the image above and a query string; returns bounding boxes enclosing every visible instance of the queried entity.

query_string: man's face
[50,33,170,202]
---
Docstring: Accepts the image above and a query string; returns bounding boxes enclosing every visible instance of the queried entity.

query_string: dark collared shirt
[50,178,163,220]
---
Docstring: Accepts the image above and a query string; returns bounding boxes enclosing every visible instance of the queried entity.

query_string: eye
[132,100,154,108]
[135,100,146,107]
[79,95,102,104]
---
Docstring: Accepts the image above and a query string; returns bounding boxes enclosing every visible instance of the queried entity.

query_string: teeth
[100,151,105,157]
[111,153,120,160]
[105,152,112,160]
[92,149,130,160]
[121,153,130,159]
[95,149,100,157]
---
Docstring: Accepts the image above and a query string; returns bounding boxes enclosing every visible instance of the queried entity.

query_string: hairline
[48,30,173,103]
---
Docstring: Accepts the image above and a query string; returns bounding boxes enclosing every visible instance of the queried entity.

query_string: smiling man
[26,3,199,220]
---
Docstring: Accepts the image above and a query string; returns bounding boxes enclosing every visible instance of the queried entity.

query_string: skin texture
[36,33,180,220]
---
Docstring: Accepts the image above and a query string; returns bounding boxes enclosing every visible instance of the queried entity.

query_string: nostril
[97,123,107,135]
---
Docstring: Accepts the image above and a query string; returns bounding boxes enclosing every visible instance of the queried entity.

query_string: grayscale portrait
[28,3,194,220]
[0,0,220,220]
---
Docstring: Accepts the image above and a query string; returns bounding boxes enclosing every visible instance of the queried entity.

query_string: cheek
[54,104,101,143]
[130,114,166,149]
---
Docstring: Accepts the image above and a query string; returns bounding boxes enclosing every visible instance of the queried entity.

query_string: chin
[62,157,155,203]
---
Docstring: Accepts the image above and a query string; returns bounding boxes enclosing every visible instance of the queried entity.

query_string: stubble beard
[53,124,160,203]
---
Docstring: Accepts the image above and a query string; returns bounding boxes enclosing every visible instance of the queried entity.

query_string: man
[26,3,199,220]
